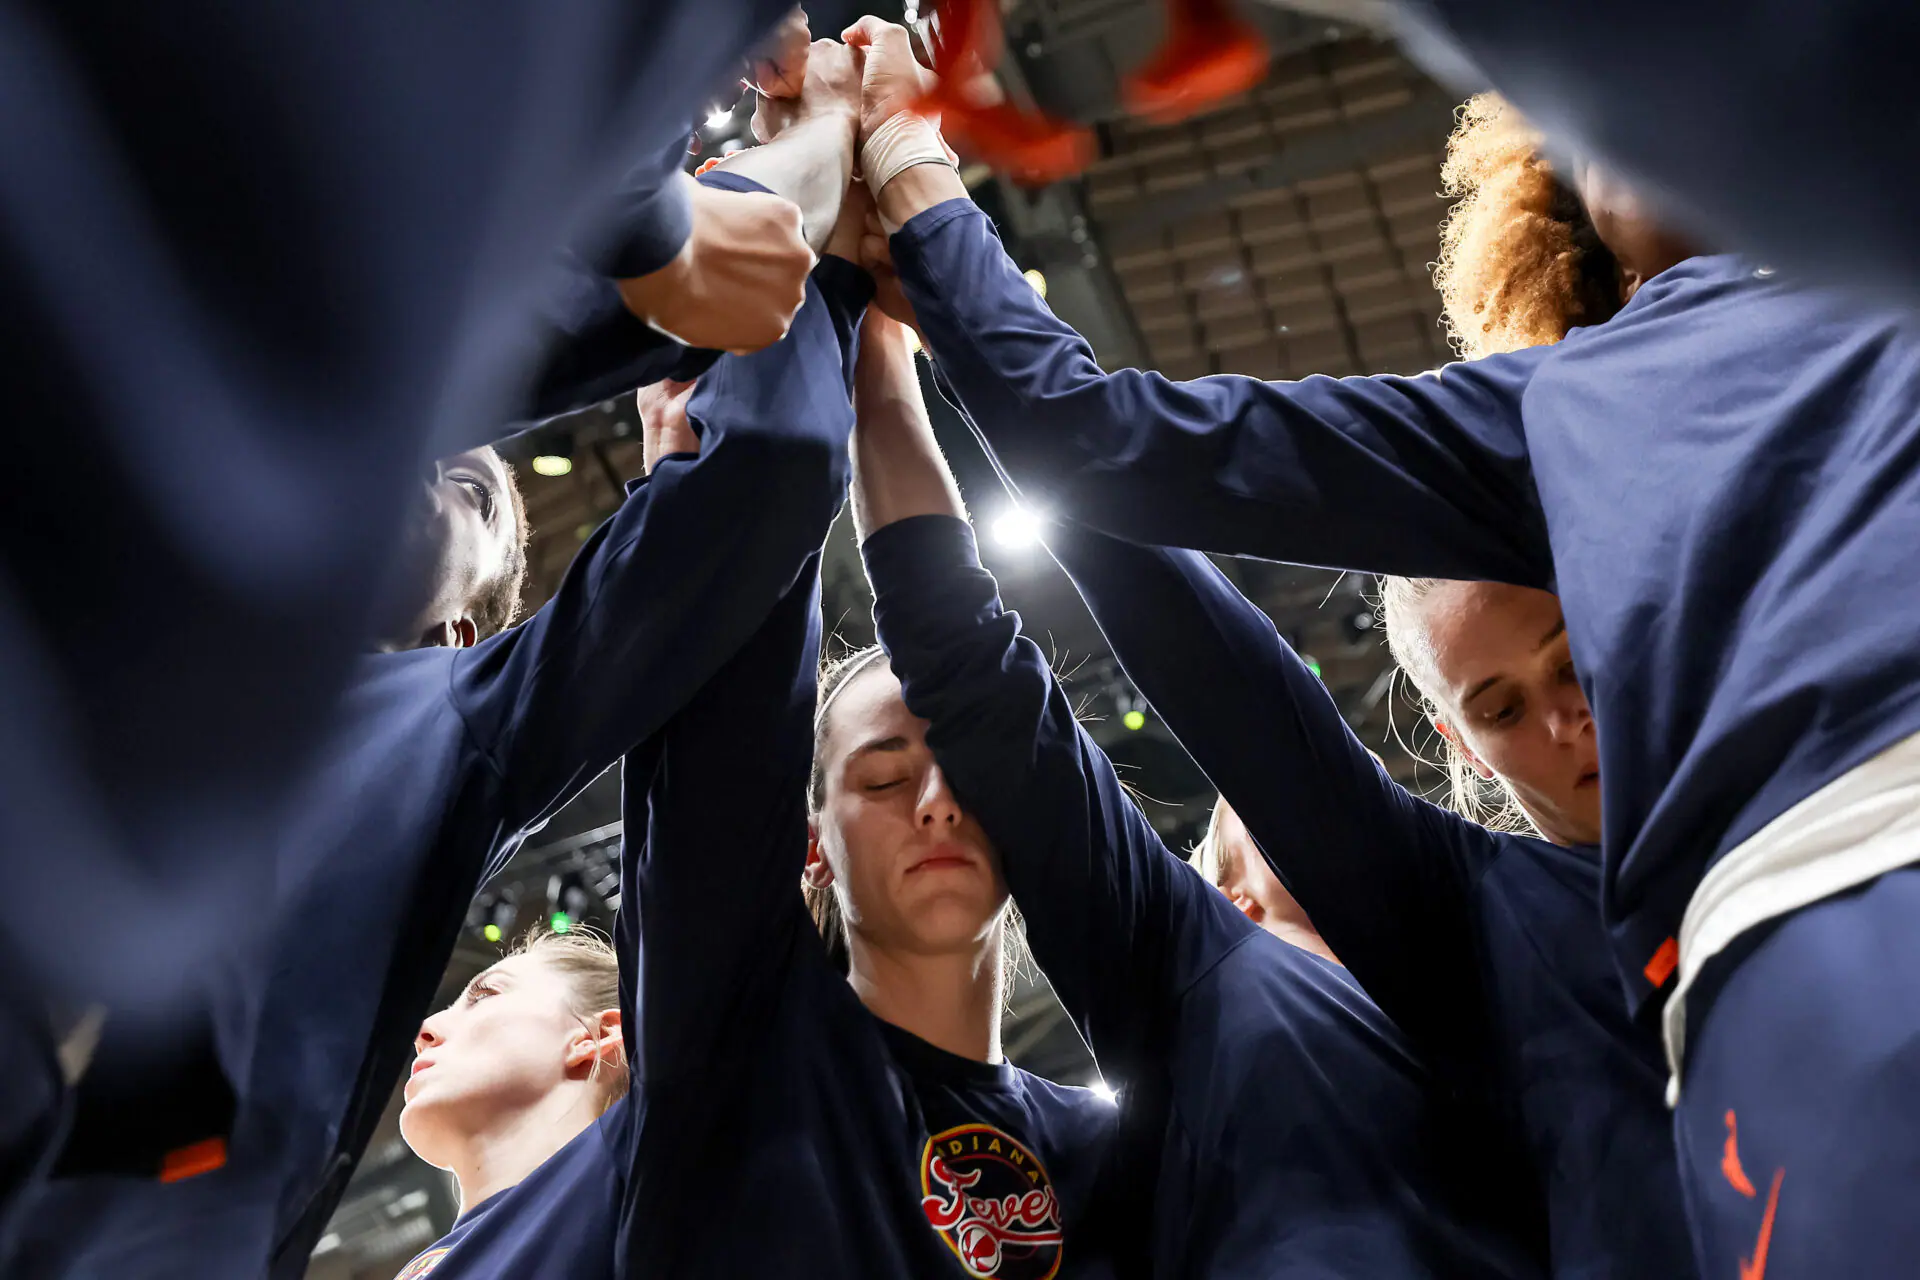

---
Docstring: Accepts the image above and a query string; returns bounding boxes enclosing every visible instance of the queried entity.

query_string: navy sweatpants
[1674,864,1920,1279]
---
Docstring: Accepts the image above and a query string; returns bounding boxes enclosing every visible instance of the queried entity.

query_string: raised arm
[1046,524,1511,1089]
[847,24,1551,584]
[854,314,1254,1081]
[623,559,824,1085]
[454,253,869,837]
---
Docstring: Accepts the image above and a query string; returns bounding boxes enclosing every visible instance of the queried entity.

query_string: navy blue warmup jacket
[0,0,800,1071]
[10,259,872,1280]
[869,514,1546,1279]
[893,204,1920,1017]
[1047,526,1693,1278]
[618,553,1128,1279]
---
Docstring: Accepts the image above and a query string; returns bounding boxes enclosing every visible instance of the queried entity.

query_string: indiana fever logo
[393,1248,448,1279]
[919,1123,1064,1279]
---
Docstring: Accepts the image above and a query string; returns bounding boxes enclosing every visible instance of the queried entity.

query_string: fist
[637,378,700,473]
[618,182,813,354]
[753,38,863,143]
[750,8,811,98]
[841,17,938,141]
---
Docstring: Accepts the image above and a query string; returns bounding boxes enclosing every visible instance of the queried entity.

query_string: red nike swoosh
[1739,1169,1784,1280]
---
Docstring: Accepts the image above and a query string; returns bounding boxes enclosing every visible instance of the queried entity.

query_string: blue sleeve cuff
[604,171,695,280]
[862,514,982,604]
[603,173,788,385]
[695,170,772,198]
[605,168,779,280]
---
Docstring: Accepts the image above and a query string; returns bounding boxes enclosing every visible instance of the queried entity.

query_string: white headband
[814,647,891,732]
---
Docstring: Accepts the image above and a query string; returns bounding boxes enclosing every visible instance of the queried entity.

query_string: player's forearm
[851,313,965,540]
[714,111,857,254]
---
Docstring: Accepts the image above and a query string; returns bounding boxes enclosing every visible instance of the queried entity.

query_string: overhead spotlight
[1023,268,1048,299]
[990,505,1047,549]
[704,104,734,130]
[1087,1077,1118,1104]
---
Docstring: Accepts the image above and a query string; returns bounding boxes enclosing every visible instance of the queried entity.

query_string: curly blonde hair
[1432,94,1624,360]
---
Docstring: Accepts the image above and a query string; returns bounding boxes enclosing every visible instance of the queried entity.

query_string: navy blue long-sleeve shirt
[615,551,1128,1280]
[11,259,871,1280]
[893,201,1920,1016]
[1046,526,1692,1279]
[869,514,1546,1279]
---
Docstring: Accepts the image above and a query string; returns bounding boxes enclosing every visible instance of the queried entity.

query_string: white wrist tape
[860,111,954,191]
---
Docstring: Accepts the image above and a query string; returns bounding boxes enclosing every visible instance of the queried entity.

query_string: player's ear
[565,1010,624,1073]
[1433,719,1496,780]
[803,829,835,889]
[416,617,478,650]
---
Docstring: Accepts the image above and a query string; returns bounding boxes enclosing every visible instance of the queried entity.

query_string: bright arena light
[530,455,573,478]
[1089,1078,1118,1104]
[705,105,734,130]
[1023,268,1049,299]
[990,505,1046,549]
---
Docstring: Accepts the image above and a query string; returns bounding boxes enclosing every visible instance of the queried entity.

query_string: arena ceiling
[312,23,1467,1278]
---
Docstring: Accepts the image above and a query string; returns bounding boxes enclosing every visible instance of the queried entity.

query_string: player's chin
[899,888,1007,948]
[399,1064,462,1114]
[397,1094,451,1159]
[399,1073,434,1110]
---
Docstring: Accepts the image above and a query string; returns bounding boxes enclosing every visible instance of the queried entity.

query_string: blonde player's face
[1409,581,1602,847]
[398,955,596,1166]
[810,665,1010,958]
[1212,802,1313,936]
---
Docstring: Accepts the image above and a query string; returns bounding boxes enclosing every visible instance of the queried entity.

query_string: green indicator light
[550,912,573,934]
[1122,709,1146,731]
[1303,655,1323,679]
[482,923,502,943]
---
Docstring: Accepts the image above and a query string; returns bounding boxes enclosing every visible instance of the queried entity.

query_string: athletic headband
[814,648,891,732]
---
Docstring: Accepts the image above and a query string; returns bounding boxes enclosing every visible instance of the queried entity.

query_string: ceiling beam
[1095,87,1452,242]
